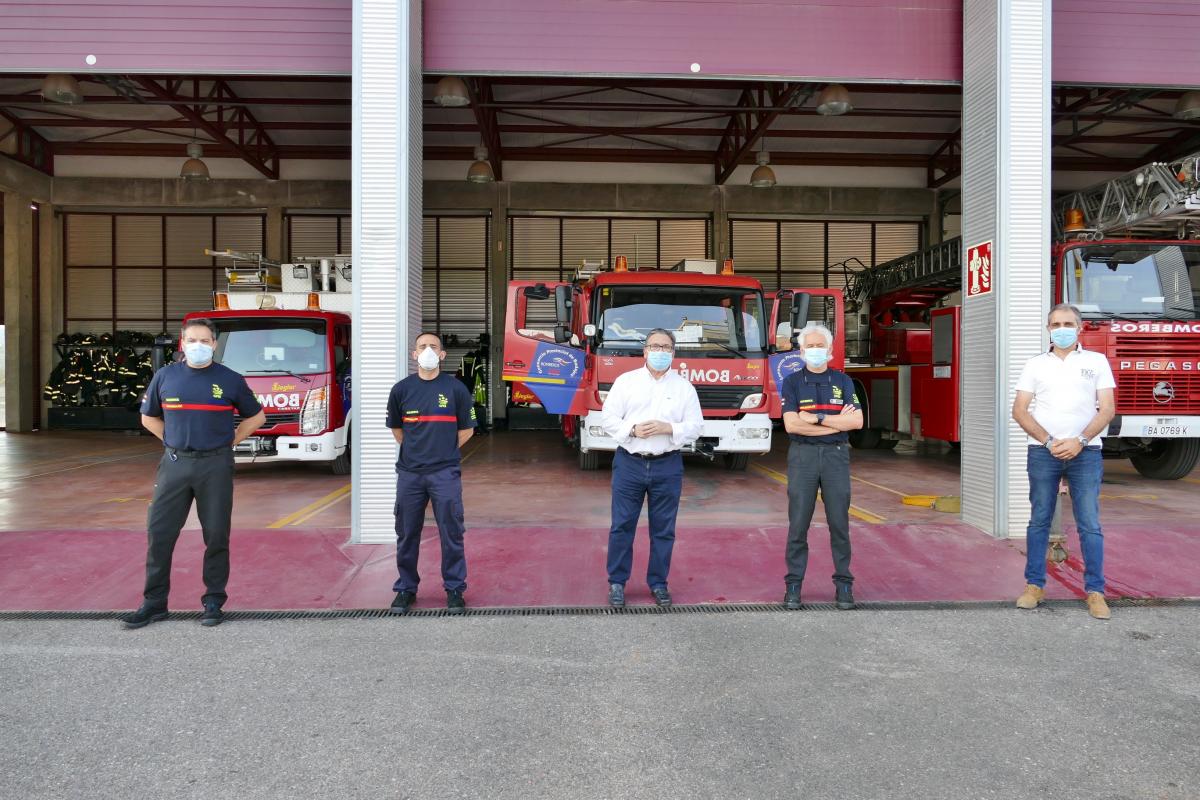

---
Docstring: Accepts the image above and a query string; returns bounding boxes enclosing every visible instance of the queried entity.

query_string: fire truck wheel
[876,437,899,450]
[578,447,601,471]
[723,453,750,471]
[331,443,351,475]
[849,428,882,450]
[1129,438,1200,481]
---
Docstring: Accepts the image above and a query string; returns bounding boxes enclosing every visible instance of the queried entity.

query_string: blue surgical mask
[1050,328,1078,349]
[183,342,214,366]
[646,351,673,372]
[803,347,830,368]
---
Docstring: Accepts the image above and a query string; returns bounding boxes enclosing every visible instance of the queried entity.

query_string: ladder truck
[842,151,1200,480]
[181,249,354,473]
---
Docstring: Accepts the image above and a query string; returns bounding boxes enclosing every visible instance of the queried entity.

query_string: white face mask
[417,347,441,371]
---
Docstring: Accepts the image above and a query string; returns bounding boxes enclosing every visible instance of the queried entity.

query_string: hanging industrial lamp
[41,73,82,104]
[434,76,471,107]
[180,142,210,181]
[466,144,494,183]
[816,83,853,116]
[750,142,776,188]
[1174,91,1200,120]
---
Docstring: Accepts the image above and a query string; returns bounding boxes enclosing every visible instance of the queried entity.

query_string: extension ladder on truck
[845,237,962,310]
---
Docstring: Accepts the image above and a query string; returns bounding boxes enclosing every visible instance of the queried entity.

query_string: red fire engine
[844,151,1200,479]
[502,256,842,469]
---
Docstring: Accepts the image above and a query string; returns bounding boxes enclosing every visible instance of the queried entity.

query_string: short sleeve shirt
[140,362,262,450]
[1015,346,1116,446]
[385,372,477,473]
[780,367,860,445]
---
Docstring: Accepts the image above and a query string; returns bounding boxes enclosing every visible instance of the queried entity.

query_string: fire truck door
[501,281,587,415]
[766,289,847,417]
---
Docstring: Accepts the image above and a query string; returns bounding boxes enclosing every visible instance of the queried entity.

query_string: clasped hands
[632,420,673,438]
[796,405,856,425]
[1047,436,1085,460]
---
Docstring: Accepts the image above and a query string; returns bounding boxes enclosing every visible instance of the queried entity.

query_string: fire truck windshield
[595,286,767,354]
[214,318,328,375]
[1064,243,1200,320]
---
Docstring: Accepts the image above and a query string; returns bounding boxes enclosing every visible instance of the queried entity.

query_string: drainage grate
[0,597,1195,622]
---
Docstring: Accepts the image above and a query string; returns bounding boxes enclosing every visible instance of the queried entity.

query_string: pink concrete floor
[1,429,1198,610]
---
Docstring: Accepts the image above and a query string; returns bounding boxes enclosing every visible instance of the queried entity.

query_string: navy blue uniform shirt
[141,362,262,451]
[386,372,477,473]
[780,367,860,445]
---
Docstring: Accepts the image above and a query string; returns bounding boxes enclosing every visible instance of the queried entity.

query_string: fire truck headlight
[300,386,329,434]
[740,393,765,409]
[588,426,610,438]
[738,428,770,439]
[597,390,609,402]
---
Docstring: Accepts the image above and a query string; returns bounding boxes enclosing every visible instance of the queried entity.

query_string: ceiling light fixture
[816,83,853,116]
[750,141,776,188]
[466,144,494,183]
[434,76,471,107]
[41,74,82,104]
[1174,91,1200,120]
[180,142,210,181]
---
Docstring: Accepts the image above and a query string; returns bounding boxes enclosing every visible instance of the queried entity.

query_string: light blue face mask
[183,342,214,366]
[1050,327,1078,349]
[803,347,830,368]
[646,351,673,371]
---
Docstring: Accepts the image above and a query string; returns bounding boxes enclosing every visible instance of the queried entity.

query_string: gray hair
[182,317,218,339]
[797,323,833,349]
[1047,303,1082,326]
[644,328,676,346]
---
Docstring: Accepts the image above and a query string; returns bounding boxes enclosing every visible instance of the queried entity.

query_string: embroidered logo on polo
[437,393,449,408]
[212,384,224,399]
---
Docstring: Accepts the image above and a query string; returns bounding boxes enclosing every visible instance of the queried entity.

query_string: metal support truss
[465,77,503,181]
[713,83,812,185]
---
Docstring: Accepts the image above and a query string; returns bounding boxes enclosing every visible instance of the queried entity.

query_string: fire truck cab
[502,256,842,469]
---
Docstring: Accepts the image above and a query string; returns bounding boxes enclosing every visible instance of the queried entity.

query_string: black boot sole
[784,599,802,610]
[445,606,466,615]
[122,611,168,629]
[388,606,412,616]
[200,616,224,627]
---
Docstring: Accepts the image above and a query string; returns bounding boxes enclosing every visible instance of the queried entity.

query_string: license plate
[1141,423,1193,437]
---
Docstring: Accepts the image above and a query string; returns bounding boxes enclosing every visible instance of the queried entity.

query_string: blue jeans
[1025,446,1105,594]
[606,448,683,590]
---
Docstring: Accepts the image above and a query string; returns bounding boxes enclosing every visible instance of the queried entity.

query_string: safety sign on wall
[965,240,993,298]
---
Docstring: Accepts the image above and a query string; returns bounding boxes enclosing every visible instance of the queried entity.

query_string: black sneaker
[651,586,672,607]
[200,601,224,627]
[389,591,416,615]
[446,589,466,615]
[783,582,802,610]
[122,605,168,630]
[608,583,626,608]
[835,583,856,610]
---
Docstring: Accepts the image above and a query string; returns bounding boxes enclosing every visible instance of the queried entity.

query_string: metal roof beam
[465,77,503,181]
[713,83,812,184]
[0,107,53,175]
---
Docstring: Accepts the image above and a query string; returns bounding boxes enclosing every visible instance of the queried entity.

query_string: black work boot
[390,591,416,615]
[783,582,802,610]
[446,589,467,615]
[200,600,224,627]
[651,586,672,608]
[835,583,856,610]
[122,604,168,630]
[608,583,626,608]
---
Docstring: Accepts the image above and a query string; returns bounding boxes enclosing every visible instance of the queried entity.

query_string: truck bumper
[578,411,773,454]
[234,429,344,463]
[1111,415,1200,438]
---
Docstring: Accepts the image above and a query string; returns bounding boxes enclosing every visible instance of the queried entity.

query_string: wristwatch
[816,413,826,425]
[1043,436,1055,449]
[1077,435,1089,447]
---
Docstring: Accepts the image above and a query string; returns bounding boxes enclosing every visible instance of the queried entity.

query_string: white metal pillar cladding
[960,0,1051,537]
[352,0,422,544]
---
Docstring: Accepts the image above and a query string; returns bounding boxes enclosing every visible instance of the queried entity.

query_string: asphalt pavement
[1,607,1197,800]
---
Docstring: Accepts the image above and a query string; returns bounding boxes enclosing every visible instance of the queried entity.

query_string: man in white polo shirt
[1012,303,1116,619]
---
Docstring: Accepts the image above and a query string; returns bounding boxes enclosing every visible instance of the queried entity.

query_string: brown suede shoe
[1015,584,1045,609]
[1086,592,1111,620]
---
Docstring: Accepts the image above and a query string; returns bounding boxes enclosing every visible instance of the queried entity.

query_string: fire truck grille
[693,386,759,410]
[1116,373,1200,414]
[236,412,300,427]
[1113,333,1200,358]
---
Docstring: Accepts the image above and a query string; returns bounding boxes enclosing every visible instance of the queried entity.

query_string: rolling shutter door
[422,216,489,369]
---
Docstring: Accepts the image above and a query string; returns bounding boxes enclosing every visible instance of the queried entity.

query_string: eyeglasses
[646,344,674,352]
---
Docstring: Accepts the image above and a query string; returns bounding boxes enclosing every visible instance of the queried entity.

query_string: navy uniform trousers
[143,447,235,608]
[785,441,854,586]
[393,465,467,593]
[606,447,683,590]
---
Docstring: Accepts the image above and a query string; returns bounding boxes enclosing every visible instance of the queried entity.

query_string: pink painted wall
[1052,1,1200,88]
[0,1,351,74]
[425,0,963,83]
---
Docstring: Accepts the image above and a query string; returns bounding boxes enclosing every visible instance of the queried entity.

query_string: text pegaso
[1119,361,1200,371]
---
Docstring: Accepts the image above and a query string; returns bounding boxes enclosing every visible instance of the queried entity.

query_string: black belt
[790,439,846,446]
[620,448,678,461]
[166,446,229,458]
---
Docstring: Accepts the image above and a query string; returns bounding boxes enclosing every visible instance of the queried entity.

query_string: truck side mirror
[523,283,550,300]
[553,285,574,344]
[790,293,811,349]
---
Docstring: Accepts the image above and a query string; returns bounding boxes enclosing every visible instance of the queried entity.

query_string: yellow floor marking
[851,475,908,497]
[288,488,353,526]
[1099,493,1158,500]
[1182,476,1200,486]
[267,484,350,529]
[460,438,486,465]
[9,451,158,481]
[749,462,886,524]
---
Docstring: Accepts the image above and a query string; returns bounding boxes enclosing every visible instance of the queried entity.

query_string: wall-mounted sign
[966,240,993,298]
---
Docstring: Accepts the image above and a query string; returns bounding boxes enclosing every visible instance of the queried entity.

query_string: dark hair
[182,317,218,339]
[644,328,676,346]
[414,331,443,349]
[1047,303,1082,326]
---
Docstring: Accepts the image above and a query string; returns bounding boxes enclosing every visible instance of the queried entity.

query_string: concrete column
[959,0,1051,537]
[38,205,63,429]
[351,0,422,544]
[3,192,36,432]
[489,183,508,422]
[265,206,285,262]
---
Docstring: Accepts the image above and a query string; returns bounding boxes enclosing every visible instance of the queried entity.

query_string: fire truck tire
[331,443,351,475]
[1130,438,1200,480]
[876,437,899,450]
[579,447,601,471]
[723,453,750,471]
[849,428,882,450]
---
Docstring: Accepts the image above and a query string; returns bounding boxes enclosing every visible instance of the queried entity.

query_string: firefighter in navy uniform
[386,332,477,615]
[779,323,864,611]
[123,318,265,629]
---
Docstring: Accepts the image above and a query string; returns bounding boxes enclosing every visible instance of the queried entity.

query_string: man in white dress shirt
[601,328,703,608]
[1012,303,1116,619]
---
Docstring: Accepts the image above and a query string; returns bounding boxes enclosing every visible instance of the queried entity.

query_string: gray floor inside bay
[1,608,1196,800]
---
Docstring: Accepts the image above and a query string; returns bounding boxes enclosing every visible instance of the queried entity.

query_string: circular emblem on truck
[1152,381,1175,404]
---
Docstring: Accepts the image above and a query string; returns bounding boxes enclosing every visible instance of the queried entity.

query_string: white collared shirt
[1015,345,1116,446]
[601,365,704,455]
